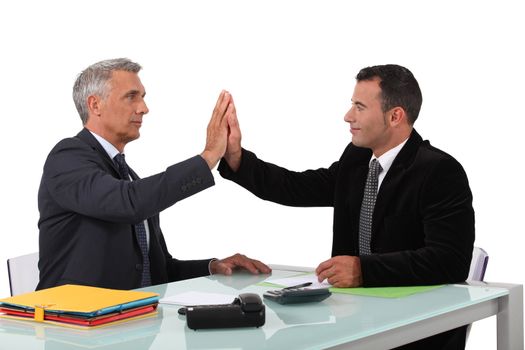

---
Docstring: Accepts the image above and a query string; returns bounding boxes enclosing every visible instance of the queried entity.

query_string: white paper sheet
[159,291,237,306]
[267,273,331,289]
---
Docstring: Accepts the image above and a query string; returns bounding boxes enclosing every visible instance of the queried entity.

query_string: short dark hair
[356,64,422,125]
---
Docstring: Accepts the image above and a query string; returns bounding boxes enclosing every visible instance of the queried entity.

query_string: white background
[0,0,523,348]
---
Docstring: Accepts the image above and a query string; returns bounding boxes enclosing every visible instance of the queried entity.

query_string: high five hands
[200,90,243,171]
[200,90,233,169]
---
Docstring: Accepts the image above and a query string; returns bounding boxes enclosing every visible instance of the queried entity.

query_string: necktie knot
[114,154,130,180]
[369,159,382,179]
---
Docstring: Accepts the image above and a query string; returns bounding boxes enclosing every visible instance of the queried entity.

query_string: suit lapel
[76,128,121,178]
[372,130,423,234]
[128,167,141,181]
[348,164,369,216]
[340,145,371,219]
[76,128,160,278]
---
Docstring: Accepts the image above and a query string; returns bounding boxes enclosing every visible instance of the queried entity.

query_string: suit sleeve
[218,149,337,207]
[42,139,215,224]
[360,157,475,286]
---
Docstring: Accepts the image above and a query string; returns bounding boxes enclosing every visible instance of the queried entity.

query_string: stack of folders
[0,284,159,329]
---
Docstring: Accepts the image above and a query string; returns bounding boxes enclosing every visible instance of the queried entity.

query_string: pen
[283,282,312,290]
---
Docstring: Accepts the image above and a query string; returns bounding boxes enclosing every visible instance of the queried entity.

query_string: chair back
[467,247,489,282]
[465,246,489,342]
[7,252,39,296]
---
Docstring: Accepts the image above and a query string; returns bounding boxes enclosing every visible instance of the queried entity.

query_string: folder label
[34,305,45,322]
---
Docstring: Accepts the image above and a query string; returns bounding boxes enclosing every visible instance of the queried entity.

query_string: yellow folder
[0,285,159,321]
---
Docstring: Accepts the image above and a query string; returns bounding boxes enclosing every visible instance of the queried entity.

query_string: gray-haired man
[37,58,270,291]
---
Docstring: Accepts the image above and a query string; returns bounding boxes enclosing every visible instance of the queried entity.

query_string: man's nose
[138,99,149,115]
[344,108,354,123]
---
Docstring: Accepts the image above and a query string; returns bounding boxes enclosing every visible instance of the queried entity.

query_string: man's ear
[87,95,102,117]
[389,107,407,127]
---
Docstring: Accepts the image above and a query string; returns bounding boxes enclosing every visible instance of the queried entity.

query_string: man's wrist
[224,150,242,172]
[354,256,363,287]
[200,151,220,170]
[208,258,219,275]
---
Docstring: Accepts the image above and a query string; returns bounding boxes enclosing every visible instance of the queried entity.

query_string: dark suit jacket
[219,129,474,349]
[37,128,215,290]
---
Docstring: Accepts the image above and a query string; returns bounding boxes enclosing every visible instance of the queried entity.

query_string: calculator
[263,287,331,304]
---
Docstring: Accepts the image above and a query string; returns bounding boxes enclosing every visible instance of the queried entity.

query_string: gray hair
[73,58,142,124]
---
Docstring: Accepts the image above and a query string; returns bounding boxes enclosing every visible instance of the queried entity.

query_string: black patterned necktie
[113,154,152,287]
[358,159,383,255]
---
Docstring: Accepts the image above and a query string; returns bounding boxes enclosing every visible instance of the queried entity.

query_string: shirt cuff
[208,258,218,275]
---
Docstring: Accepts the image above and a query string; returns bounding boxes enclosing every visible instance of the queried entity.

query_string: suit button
[196,177,202,184]
[135,263,142,271]
[181,185,187,192]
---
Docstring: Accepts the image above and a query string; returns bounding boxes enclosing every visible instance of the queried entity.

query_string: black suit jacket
[219,129,474,349]
[37,128,215,290]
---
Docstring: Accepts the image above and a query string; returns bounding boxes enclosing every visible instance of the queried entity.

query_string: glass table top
[0,269,508,350]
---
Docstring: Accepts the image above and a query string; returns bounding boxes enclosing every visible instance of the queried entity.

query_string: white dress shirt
[369,138,409,190]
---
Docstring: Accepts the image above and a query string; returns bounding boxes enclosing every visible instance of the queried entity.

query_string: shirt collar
[89,131,121,160]
[370,137,409,174]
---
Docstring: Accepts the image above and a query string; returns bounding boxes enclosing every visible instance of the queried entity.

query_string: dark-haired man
[219,64,474,349]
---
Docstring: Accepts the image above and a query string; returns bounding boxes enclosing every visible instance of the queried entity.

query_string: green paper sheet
[257,281,444,298]
[330,285,444,298]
